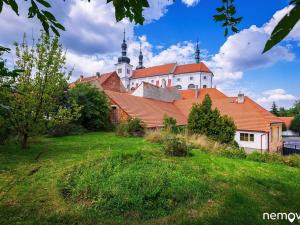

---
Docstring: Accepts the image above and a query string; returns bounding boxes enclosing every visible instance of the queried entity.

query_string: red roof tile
[131,63,176,79]
[104,90,187,128]
[174,62,211,75]
[278,117,294,129]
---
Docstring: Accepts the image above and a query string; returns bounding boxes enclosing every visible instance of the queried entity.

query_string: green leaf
[7,0,19,15]
[42,10,56,21]
[50,25,60,36]
[53,22,65,31]
[0,1,3,13]
[263,4,300,53]
[224,27,228,36]
[36,0,51,8]
[213,14,227,22]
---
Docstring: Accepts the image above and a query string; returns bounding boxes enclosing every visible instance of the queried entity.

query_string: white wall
[129,72,213,90]
[235,130,268,152]
[116,63,132,89]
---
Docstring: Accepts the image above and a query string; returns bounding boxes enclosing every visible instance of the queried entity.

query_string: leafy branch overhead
[263,0,300,53]
[213,0,242,36]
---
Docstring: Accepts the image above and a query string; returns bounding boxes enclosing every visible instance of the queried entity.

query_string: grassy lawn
[0,132,300,225]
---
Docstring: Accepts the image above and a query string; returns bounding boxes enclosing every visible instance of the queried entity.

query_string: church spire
[118,29,130,64]
[195,39,200,64]
[136,42,145,69]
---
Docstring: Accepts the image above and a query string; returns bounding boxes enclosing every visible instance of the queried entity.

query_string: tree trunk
[20,132,29,149]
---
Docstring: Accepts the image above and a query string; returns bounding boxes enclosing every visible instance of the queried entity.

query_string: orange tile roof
[174,62,211,75]
[278,117,294,129]
[105,88,282,132]
[179,88,227,100]
[174,89,282,132]
[131,63,176,79]
[104,90,187,128]
[69,72,115,88]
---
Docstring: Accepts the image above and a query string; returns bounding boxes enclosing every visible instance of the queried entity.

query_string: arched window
[176,85,182,90]
[188,84,195,89]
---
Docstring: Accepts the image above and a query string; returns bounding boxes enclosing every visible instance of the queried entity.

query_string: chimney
[96,72,100,78]
[80,75,84,81]
[237,92,245,104]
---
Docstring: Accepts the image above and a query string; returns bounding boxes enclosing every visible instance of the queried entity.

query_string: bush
[247,152,284,164]
[69,83,110,131]
[0,116,11,144]
[145,130,167,144]
[163,115,178,133]
[188,94,236,144]
[162,135,190,157]
[116,118,145,137]
[282,155,300,167]
[219,148,247,159]
[48,123,86,137]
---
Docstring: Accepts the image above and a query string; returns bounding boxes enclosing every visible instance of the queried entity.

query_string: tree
[0,0,299,54]
[188,94,236,143]
[271,101,279,116]
[69,83,110,131]
[291,114,300,136]
[5,33,72,148]
[163,115,178,133]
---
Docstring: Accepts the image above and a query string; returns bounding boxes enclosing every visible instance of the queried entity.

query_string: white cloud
[209,6,299,84]
[181,0,200,7]
[256,88,297,109]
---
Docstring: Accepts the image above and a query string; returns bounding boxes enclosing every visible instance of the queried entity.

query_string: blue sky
[0,0,299,109]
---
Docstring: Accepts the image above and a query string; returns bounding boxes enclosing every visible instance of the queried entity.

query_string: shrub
[247,152,268,162]
[116,118,145,137]
[0,116,11,144]
[69,83,110,131]
[219,148,246,159]
[188,94,236,144]
[127,118,145,136]
[163,115,178,133]
[115,122,129,137]
[162,135,190,157]
[48,123,86,137]
[247,152,284,164]
[145,130,167,144]
[283,155,300,167]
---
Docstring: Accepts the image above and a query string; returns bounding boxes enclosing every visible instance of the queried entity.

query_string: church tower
[195,39,200,64]
[116,30,132,89]
[136,43,145,70]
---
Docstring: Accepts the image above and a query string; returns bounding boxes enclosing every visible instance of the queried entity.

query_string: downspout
[267,132,270,153]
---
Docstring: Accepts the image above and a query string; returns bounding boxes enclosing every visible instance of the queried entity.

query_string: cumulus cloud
[256,88,297,109]
[181,0,200,7]
[209,6,299,84]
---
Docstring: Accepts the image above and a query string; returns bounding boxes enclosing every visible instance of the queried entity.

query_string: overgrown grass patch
[59,152,213,219]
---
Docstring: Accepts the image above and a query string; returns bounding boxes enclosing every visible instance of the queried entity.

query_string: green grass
[0,132,300,225]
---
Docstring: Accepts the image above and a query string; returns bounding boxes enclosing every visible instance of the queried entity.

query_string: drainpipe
[267,132,270,153]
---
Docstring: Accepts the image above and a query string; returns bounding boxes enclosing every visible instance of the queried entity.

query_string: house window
[176,85,182,90]
[203,76,207,80]
[177,78,181,82]
[161,79,166,88]
[151,80,154,83]
[240,133,254,142]
[188,84,195,89]
[203,85,207,88]
[127,69,130,74]
[118,68,122,73]
[132,82,134,85]
[189,76,193,80]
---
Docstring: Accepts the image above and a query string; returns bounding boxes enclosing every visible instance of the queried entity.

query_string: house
[102,83,283,153]
[70,32,283,153]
